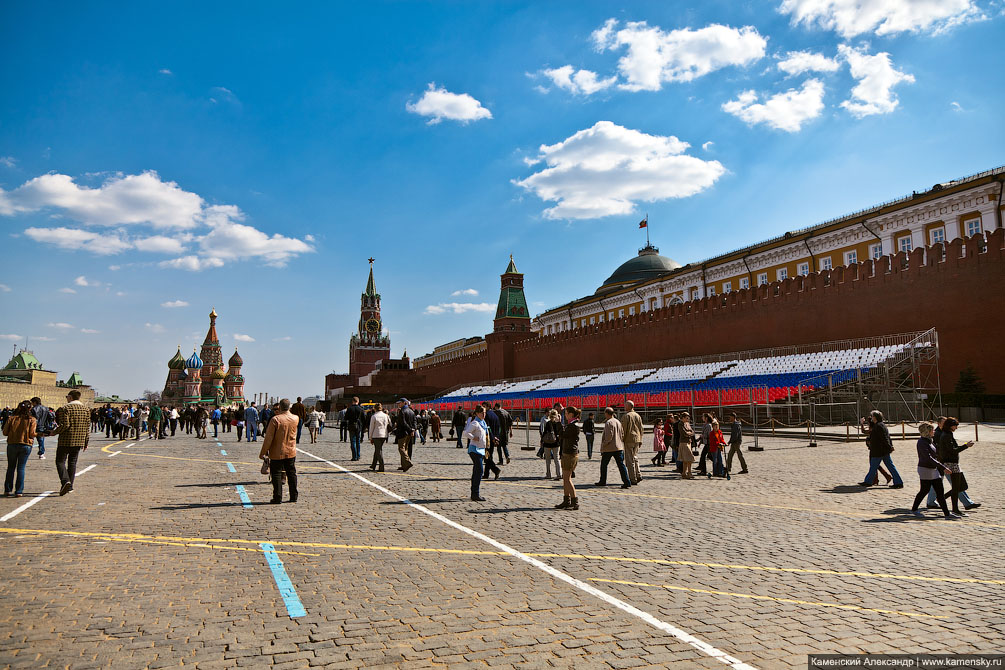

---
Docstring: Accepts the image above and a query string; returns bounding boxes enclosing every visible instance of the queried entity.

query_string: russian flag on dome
[638,216,647,229]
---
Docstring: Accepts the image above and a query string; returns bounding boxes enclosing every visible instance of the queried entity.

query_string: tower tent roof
[364,265,378,297]
[203,308,219,346]
[504,255,519,274]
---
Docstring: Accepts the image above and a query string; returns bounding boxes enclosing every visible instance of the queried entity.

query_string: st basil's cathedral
[161,309,247,406]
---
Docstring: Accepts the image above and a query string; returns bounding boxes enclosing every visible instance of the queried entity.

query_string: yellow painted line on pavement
[3,526,999,587]
[0,527,317,556]
[589,578,945,620]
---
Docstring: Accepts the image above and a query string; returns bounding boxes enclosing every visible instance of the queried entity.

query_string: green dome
[597,244,681,293]
[212,367,227,380]
[168,347,186,369]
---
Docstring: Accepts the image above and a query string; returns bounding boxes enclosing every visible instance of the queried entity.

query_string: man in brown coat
[259,398,299,504]
[47,389,90,496]
[621,400,644,485]
[290,397,308,444]
[597,407,632,488]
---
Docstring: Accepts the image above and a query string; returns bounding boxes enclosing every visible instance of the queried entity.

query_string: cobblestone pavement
[1,421,1002,669]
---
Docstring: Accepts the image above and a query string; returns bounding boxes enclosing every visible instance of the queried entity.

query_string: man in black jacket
[393,398,415,472]
[859,410,904,488]
[493,403,513,465]
[344,397,366,461]
[451,407,466,448]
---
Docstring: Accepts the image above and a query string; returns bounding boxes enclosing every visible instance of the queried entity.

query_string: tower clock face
[365,318,380,334]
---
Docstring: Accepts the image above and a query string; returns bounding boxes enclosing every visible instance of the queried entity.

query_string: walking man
[344,397,365,461]
[493,402,513,465]
[291,397,308,444]
[451,406,466,448]
[859,410,904,488]
[47,389,90,496]
[621,401,644,485]
[394,398,415,472]
[149,403,163,440]
[725,412,748,474]
[30,397,52,459]
[338,407,347,442]
[259,398,298,504]
[245,402,260,442]
[597,407,632,488]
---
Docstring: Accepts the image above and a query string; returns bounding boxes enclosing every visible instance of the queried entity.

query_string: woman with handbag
[938,417,975,517]
[911,422,958,519]
[541,409,563,480]
[3,400,37,497]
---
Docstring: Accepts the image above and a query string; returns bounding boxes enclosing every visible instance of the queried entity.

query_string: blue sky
[1,1,1003,400]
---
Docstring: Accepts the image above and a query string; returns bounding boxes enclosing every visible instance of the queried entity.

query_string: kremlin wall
[327,167,1005,401]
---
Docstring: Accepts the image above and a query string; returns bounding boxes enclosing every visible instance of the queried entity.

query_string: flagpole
[646,213,649,246]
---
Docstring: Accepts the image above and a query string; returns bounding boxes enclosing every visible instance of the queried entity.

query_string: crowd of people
[1,395,984,519]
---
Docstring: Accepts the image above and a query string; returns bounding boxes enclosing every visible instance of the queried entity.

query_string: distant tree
[954,364,985,395]
[143,389,162,403]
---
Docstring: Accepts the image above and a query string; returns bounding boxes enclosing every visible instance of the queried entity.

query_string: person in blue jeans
[245,403,260,442]
[211,407,221,438]
[31,397,50,459]
[462,405,488,501]
[859,410,904,488]
[3,401,37,497]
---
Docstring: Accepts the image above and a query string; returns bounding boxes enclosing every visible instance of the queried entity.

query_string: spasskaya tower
[348,258,391,381]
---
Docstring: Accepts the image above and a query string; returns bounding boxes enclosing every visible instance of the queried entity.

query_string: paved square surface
[1,421,1002,669]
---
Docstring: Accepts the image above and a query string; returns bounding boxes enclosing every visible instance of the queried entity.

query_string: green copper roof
[67,371,84,386]
[3,350,42,371]
[496,286,530,320]
[362,265,378,298]
[504,256,519,274]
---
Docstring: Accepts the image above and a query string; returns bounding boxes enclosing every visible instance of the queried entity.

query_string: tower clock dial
[365,318,380,334]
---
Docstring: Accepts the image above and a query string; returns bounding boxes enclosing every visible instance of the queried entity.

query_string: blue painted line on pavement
[226,462,237,473]
[220,449,227,455]
[235,485,253,508]
[260,543,307,618]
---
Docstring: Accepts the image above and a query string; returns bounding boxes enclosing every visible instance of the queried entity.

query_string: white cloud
[451,288,479,297]
[304,234,315,243]
[0,283,10,292]
[777,50,840,75]
[210,86,241,106]
[425,302,496,315]
[32,336,56,342]
[722,78,826,132]
[48,322,74,329]
[273,336,292,341]
[108,265,121,271]
[233,333,255,342]
[778,0,982,37]
[145,323,165,334]
[23,227,131,255]
[161,300,189,308]
[0,334,22,341]
[134,235,186,254]
[592,19,767,91]
[406,83,492,124]
[115,291,126,296]
[0,171,203,228]
[4,171,313,269]
[159,68,173,75]
[0,156,15,168]
[541,65,617,95]
[702,141,714,151]
[58,287,77,294]
[513,121,725,220]
[74,275,89,286]
[951,101,963,112]
[838,45,914,117]
[158,255,225,272]
[80,328,100,334]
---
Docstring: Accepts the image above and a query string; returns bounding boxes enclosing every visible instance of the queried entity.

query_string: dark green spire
[504,254,519,274]
[364,264,378,297]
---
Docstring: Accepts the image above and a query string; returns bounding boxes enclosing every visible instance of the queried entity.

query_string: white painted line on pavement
[1,491,56,521]
[123,442,136,449]
[107,451,122,458]
[296,448,758,670]
[0,464,97,522]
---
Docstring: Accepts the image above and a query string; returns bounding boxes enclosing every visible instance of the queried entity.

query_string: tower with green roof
[494,255,531,333]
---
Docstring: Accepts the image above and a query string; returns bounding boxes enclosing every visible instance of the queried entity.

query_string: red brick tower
[198,308,223,399]
[349,259,391,382]
[486,255,535,381]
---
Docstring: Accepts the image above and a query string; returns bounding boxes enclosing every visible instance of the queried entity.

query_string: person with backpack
[541,409,563,480]
[31,397,54,459]
[210,407,221,438]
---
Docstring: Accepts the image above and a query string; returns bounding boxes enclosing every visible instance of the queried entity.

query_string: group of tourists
[3,390,91,497]
[858,410,980,519]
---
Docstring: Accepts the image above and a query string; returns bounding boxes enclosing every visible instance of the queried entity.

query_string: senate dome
[597,244,682,293]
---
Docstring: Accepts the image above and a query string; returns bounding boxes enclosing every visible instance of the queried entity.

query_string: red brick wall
[413,231,1004,395]
[509,231,1005,393]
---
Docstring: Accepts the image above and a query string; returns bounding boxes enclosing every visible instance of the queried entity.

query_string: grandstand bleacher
[427,334,935,412]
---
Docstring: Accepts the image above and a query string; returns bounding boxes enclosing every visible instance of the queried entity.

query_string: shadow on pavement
[175,481,261,488]
[821,485,874,494]
[150,502,251,510]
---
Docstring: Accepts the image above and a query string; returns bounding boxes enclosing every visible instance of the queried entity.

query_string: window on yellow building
[821,257,832,271]
[930,227,945,244]
[739,277,749,290]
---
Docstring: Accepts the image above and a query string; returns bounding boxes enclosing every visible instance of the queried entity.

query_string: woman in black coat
[937,417,975,516]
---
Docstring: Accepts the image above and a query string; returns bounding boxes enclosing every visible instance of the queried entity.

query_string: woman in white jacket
[461,405,489,502]
[368,404,392,472]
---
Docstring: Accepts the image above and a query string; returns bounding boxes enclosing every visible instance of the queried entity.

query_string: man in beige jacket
[621,400,644,485]
[259,398,299,504]
[596,407,632,488]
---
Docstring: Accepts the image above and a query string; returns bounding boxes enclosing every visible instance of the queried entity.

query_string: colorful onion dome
[228,348,243,367]
[185,349,203,369]
[212,367,226,380]
[168,346,186,369]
